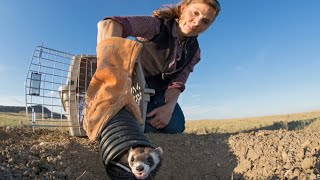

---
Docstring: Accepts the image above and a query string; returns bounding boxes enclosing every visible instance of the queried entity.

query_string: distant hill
[0,105,27,113]
[0,105,66,119]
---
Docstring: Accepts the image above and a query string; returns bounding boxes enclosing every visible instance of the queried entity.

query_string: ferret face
[127,147,163,180]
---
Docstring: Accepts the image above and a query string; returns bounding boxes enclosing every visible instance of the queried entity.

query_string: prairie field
[185,110,320,133]
[2,110,320,132]
[1,110,320,179]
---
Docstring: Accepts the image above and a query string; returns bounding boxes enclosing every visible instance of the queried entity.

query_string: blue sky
[1,0,320,120]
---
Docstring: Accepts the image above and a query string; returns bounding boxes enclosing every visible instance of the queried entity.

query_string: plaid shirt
[105,16,201,92]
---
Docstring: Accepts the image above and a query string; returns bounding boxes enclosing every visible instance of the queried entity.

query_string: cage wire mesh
[25,45,154,136]
[25,46,73,127]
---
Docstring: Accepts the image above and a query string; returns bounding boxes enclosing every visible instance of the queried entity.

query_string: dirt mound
[229,130,320,179]
[0,126,319,179]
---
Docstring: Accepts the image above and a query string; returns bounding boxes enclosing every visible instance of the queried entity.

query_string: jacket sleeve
[104,16,161,40]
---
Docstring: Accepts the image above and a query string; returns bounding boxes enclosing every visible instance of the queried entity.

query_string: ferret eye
[147,157,153,163]
[131,157,134,162]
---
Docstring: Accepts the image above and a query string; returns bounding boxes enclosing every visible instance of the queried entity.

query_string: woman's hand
[147,88,181,129]
[147,104,175,129]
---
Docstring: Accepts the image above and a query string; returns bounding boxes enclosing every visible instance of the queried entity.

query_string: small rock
[308,174,317,180]
[301,140,310,148]
[32,167,40,174]
[232,172,243,180]
[257,132,268,136]
[216,162,221,168]
[39,142,48,146]
[30,160,41,167]
[301,158,315,170]
[284,168,293,177]
[199,140,205,146]
[64,167,71,175]
[293,168,300,177]
[203,150,212,155]
[282,151,288,161]
[60,150,66,155]
[23,171,29,176]
[8,158,14,163]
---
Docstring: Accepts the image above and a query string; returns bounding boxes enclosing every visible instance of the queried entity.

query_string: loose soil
[1,126,319,180]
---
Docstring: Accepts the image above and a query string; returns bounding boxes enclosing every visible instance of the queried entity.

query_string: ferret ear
[155,147,163,156]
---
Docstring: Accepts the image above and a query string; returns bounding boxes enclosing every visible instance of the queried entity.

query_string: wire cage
[25,45,154,136]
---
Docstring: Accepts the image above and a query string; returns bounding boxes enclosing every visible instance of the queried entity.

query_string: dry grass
[185,110,320,134]
[1,110,320,134]
[0,112,26,127]
[0,112,69,129]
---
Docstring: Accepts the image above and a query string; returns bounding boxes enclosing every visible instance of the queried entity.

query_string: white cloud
[234,45,272,73]
[189,94,201,102]
[255,43,273,63]
[183,101,260,120]
[182,104,227,120]
[186,82,202,89]
[191,94,200,98]
[0,96,25,106]
[256,49,266,63]
[0,64,6,73]
[235,65,245,71]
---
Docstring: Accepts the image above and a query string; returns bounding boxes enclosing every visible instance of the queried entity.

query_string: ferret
[113,146,163,179]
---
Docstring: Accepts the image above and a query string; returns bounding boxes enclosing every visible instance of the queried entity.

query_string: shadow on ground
[147,133,238,180]
[243,118,317,133]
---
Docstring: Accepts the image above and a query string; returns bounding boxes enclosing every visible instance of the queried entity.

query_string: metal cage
[25,45,154,136]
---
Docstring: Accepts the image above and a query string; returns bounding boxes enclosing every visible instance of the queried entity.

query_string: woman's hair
[152,0,221,20]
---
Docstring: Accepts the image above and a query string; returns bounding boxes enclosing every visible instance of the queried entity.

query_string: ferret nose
[136,165,144,172]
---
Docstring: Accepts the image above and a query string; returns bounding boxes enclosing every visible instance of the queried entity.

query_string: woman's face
[178,2,217,37]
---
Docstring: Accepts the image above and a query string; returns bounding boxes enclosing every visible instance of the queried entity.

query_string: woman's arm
[97,19,123,44]
[97,16,161,45]
[147,48,201,129]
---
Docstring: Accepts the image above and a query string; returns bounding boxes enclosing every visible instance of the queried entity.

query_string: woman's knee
[163,123,185,134]
[163,104,185,133]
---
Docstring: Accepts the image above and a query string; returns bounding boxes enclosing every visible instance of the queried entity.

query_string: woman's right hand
[146,104,174,129]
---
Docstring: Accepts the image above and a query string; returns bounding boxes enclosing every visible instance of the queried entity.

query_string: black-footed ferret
[114,146,163,179]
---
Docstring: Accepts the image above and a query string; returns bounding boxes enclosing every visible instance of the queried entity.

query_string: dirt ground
[0,126,319,180]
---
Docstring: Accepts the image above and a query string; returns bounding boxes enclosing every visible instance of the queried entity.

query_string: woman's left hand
[146,104,174,129]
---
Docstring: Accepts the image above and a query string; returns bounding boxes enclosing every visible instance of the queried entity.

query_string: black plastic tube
[98,108,154,179]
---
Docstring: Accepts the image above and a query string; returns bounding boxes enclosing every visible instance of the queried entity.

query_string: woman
[96,0,221,134]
